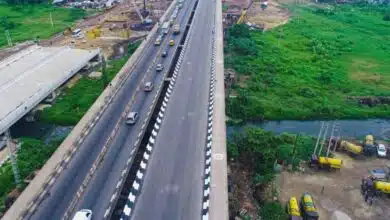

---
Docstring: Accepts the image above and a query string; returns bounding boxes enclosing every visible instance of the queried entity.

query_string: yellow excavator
[236,0,254,24]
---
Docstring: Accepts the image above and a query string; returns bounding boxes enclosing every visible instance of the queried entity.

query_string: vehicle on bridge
[162,49,168,57]
[173,24,180,34]
[156,63,164,72]
[161,21,170,35]
[126,112,138,125]
[72,209,92,220]
[144,82,153,92]
[154,35,162,46]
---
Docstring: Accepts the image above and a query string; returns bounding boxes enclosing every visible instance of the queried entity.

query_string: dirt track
[279,153,390,220]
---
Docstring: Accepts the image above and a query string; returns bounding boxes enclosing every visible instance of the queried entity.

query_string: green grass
[39,56,129,125]
[226,3,390,121]
[39,41,141,125]
[0,138,62,213]
[0,4,85,47]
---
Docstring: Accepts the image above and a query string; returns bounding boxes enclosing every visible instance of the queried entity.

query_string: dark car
[162,50,168,57]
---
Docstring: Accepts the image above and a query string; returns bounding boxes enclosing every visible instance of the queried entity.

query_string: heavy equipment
[339,140,363,155]
[300,193,319,220]
[287,197,302,220]
[309,155,342,171]
[236,0,254,24]
[361,176,390,205]
[309,122,342,171]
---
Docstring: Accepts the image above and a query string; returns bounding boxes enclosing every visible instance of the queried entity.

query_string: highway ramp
[130,0,215,218]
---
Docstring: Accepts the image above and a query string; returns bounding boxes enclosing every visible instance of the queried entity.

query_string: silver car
[156,64,164,72]
[125,112,138,125]
[144,82,153,92]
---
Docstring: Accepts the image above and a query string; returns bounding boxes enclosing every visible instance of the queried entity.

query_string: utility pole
[5,30,13,47]
[50,12,54,28]
[291,134,300,166]
[101,55,108,88]
[6,130,22,189]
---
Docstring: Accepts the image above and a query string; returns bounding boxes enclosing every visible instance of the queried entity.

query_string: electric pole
[6,130,22,189]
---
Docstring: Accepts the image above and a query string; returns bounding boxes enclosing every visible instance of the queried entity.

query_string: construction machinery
[287,197,303,220]
[361,176,390,205]
[337,139,376,157]
[129,0,153,31]
[309,122,342,171]
[309,155,342,171]
[236,0,254,24]
[300,193,319,220]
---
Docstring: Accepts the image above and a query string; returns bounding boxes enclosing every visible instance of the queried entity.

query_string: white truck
[161,21,170,35]
[173,24,180,34]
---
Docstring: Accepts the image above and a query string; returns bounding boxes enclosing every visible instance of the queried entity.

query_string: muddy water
[228,119,390,138]
[10,120,73,143]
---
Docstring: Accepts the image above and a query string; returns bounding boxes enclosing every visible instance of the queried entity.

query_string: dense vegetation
[228,127,318,218]
[226,3,390,121]
[0,4,85,47]
[40,41,141,125]
[0,138,62,213]
[228,127,316,185]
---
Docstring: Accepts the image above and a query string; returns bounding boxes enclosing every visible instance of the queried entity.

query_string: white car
[73,209,92,220]
[377,144,387,157]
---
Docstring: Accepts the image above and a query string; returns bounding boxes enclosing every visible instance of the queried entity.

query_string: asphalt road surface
[29,1,195,219]
[130,0,215,219]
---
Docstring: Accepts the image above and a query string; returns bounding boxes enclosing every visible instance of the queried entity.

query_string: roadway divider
[201,25,217,220]
[3,1,177,219]
[111,2,199,219]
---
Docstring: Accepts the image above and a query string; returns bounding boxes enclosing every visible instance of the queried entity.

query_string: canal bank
[227,119,390,139]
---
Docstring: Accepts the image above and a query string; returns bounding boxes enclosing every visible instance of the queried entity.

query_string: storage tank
[340,140,362,155]
[287,197,302,219]
[300,193,319,220]
[375,181,390,194]
[365,134,374,147]
[318,157,342,169]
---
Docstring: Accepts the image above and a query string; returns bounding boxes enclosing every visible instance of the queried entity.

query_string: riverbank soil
[279,154,390,220]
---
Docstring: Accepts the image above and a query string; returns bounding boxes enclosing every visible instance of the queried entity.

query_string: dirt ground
[279,153,390,220]
[0,0,171,59]
[247,0,291,30]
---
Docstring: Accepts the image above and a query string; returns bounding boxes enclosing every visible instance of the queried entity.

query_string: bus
[161,21,170,35]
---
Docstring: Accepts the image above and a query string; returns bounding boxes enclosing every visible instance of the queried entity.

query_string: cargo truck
[300,193,319,220]
[287,197,303,220]
[309,155,342,171]
[361,176,390,204]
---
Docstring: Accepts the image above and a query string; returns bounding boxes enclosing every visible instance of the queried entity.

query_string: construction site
[0,0,172,60]
[222,0,291,30]
[278,123,390,220]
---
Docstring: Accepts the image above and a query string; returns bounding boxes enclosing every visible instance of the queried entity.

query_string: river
[228,119,390,139]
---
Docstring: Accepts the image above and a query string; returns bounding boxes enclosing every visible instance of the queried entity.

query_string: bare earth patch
[279,156,390,220]
[247,0,291,30]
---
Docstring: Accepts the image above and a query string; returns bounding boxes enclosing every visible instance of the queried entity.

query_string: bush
[259,202,288,220]
[384,14,390,21]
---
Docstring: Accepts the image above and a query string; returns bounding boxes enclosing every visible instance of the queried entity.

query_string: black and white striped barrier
[201,26,217,220]
[120,25,193,220]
